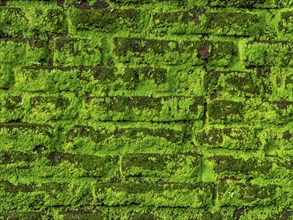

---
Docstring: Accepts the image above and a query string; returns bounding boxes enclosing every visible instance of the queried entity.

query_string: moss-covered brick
[123,66,168,89]
[68,8,139,34]
[211,155,272,177]
[53,37,102,67]
[194,126,261,150]
[151,10,262,36]
[207,0,293,8]
[0,212,43,220]
[64,122,185,155]
[150,9,205,35]
[82,96,205,121]
[24,8,66,38]
[204,70,261,98]
[0,149,119,179]
[108,0,185,5]
[261,122,293,150]
[0,38,48,66]
[59,206,232,220]
[205,11,263,36]
[13,66,137,94]
[60,212,104,220]
[279,11,293,35]
[0,8,27,38]
[273,99,293,121]
[0,123,53,152]
[0,65,14,89]
[206,98,291,124]
[25,95,78,122]
[114,37,236,66]
[227,207,293,220]
[0,95,23,122]
[121,153,201,182]
[207,100,244,123]
[217,182,280,207]
[0,180,93,211]
[267,210,293,220]
[0,7,65,39]
[0,150,37,165]
[46,152,119,178]
[242,41,293,67]
[94,182,214,208]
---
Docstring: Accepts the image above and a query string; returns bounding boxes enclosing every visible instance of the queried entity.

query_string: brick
[207,100,244,123]
[24,8,66,38]
[53,38,102,67]
[250,67,293,99]
[0,95,23,122]
[82,96,205,121]
[0,8,27,37]
[114,37,236,66]
[0,123,53,152]
[94,182,214,207]
[108,0,185,5]
[207,0,293,8]
[151,10,262,36]
[25,95,78,122]
[0,150,37,165]
[0,65,14,89]
[123,66,168,90]
[0,150,119,179]
[14,66,168,93]
[0,180,93,209]
[260,123,293,150]
[242,41,293,67]
[121,153,201,182]
[194,126,261,150]
[203,70,261,98]
[279,11,293,34]
[64,123,186,155]
[126,207,229,220]
[207,98,293,124]
[217,182,282,207]
[211,155,272,177]
[60,212,104,220]
[267,210,293,220]
[68,8,139,33]
[14,66,116,92]
[68,0,110,8]
[1,212,43,220]
[204,11,262,36]
[150,9,206,36]
[66,124,184,144]
[0,7,65,38]
[47,152,119,178]
[0,38,48,66]
[230,207,293,220]
[59,206,231,220]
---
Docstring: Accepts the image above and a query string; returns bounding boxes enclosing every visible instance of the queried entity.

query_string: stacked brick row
[0,0,292,219]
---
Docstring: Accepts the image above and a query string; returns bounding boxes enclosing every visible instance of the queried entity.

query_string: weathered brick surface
[0,0,292,219]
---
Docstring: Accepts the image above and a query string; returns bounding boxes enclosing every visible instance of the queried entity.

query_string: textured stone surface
[0,0,292,219]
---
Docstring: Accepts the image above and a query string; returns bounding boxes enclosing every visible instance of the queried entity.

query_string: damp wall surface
[0,0,292,219]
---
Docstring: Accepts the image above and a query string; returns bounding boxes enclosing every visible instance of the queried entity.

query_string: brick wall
[0,0,292,219]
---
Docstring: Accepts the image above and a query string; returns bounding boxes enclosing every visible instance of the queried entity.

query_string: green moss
[1,0,293,217]
[207,100,244,123]
[53,38,102,67]
[243,41,293,67]
[121,153,201,182]
[279,11,293,34]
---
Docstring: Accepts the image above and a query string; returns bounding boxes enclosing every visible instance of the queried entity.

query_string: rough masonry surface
[0,0,292,219]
